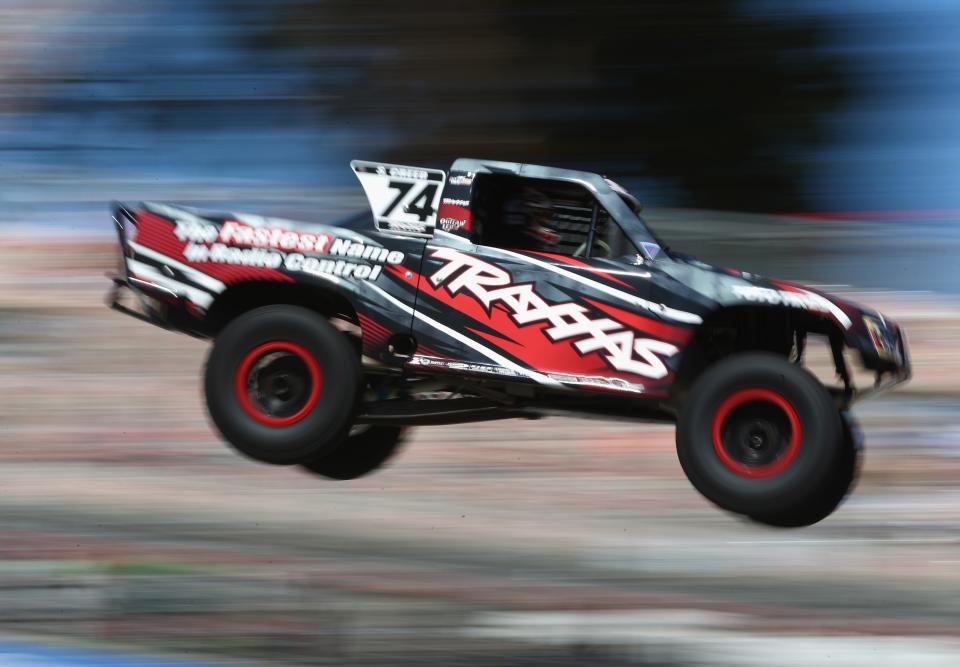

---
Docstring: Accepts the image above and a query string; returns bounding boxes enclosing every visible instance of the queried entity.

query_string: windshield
[604,177,672,259]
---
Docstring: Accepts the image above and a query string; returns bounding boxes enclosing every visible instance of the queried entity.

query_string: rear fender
[113,201,417,360]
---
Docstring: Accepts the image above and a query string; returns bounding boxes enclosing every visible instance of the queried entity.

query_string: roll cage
[448,159,667,262]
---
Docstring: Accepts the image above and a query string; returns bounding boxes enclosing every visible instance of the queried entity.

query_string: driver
[503,187,560,248]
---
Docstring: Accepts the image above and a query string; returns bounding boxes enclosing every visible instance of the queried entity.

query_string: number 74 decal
[382,181,439,221]
[351,160,447,237]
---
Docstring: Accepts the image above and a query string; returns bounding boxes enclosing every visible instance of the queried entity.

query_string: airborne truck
[108,159,910,527]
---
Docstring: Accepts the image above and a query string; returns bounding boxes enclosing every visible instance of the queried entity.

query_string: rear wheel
[301,425,408,480]
[676,352,845,526]
[205,305,359,464]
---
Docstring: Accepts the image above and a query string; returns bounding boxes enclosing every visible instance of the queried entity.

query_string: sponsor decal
[427,247,679,380]
[386,166,430,181]
[327,236,404,265]
[173,218,401,282]
[285,253,383,281]
[732,284,852,328]
[171,218,220,244]
[545,372,645,394]
[447,173,475,187]
[439,217,469,232]
[351,160,446,238]
[436,200,472,234]
[218,220,333,254]
[378,219,429,234]
[183,243,283,269]
[408,355,526,378]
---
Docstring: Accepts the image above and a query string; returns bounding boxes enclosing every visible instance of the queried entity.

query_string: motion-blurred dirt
[0,237,958,666]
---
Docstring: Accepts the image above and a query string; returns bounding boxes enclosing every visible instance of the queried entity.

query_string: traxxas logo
[428,247,679,379]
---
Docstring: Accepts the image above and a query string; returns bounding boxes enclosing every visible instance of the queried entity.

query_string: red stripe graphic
[357,313,392,351]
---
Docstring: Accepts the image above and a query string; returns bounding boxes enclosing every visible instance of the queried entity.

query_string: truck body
[108,158,911,526]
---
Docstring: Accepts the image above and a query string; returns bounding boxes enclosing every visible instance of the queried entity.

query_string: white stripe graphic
[797,287,854,329]
[127,258,215,309]
[365,283,563,387]
[432,229,475,248]
[128,241,226,293]
[479,247,703,324]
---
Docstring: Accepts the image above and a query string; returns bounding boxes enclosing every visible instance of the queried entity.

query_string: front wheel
[749,412,861,527]
[676,352,846,527]
[204,305,360,465]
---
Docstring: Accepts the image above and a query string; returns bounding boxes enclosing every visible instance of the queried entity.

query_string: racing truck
[107,158,910,527]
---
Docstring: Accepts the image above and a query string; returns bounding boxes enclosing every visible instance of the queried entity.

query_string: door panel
[410,238,696,395]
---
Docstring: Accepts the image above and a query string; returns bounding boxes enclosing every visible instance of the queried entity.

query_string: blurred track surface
[0,238,958,666]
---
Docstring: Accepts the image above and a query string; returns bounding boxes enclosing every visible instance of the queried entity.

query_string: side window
[591,209,640,259]
[472,175,601,257]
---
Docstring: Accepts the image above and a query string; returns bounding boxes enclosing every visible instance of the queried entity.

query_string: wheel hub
[234,341,322,427]
[711,388,802,479]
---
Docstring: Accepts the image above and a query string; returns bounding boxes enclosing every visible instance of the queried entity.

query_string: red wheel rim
[711,388,801,479]
[234,341,322,427]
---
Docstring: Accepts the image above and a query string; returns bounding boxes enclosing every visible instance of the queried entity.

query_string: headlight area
[863,315,896,361]
[853,314,910,398]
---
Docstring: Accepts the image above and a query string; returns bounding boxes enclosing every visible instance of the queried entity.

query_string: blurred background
[0,1,959,665]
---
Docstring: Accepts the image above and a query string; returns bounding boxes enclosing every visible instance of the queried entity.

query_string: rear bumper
[107,203,207,337]
[107,275,176,329]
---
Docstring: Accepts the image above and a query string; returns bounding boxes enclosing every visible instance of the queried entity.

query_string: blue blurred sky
[1,0,958,220]
[0,0,360,184]
[794,0,960,212]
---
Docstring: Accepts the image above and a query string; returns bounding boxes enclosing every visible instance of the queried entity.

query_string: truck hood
[659,251,874,333]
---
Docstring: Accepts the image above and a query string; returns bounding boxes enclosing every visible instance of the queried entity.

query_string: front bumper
[852,321,911,401]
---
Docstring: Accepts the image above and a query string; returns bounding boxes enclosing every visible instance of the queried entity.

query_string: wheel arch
[203,281,361,343]
[670,303,850,402]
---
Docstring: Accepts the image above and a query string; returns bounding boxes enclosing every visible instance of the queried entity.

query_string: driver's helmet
[505,187,560,246]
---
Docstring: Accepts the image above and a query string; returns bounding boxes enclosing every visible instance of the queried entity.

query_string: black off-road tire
[676,352,845,526]
[204,305,359,465]
[749,413,861,527]
[300,425,408,480]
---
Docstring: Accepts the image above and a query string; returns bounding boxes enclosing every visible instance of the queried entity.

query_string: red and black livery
[108,158,910,526]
